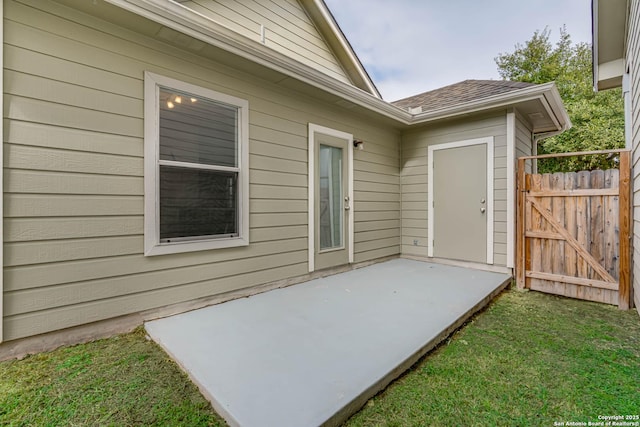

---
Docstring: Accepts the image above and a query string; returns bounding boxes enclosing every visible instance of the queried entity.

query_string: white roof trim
[410,83,571,133]
[592,0,628,91]
[309,0,381,98]
[593,0,601,91]
[104,0,401,117]
[103,0,569,132]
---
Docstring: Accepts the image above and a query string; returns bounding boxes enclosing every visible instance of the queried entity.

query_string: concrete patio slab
[145,258,510,427]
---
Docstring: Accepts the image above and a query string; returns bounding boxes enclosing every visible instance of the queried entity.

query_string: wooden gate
[516,150,631,309]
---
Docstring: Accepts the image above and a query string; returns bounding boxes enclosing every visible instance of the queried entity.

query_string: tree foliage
[495,27,624,172]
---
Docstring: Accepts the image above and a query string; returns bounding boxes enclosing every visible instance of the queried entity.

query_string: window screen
[158,87,240,242]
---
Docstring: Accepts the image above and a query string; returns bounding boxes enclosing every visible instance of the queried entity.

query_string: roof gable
[173,0,380,97]
[53,0,568,132]
[300,0,380,98]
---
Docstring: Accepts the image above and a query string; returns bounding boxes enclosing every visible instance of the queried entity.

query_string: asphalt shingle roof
[392,79,535,112]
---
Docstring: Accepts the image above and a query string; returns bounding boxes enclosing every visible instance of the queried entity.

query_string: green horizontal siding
[1,0,401,341]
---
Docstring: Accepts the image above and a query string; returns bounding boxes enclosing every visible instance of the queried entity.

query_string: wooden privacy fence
[516,150,631,309]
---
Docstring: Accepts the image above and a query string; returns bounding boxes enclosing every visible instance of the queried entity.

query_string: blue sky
[323,0,592,101]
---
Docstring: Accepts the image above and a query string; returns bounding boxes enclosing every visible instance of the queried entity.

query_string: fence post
[516,158,526,289]
[618,151,631,310]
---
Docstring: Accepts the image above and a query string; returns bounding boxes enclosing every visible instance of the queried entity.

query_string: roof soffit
[593,0,628,66]
[592,0,628,90]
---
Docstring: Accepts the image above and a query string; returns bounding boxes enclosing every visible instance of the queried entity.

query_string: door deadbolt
[480,198,486,204]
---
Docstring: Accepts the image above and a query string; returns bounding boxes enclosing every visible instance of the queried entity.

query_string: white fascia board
[541,85,572,131]
[410,83,554,122]
[410,83,570,133]
[104,0,569,132]
[310,0,382,98]
[592,0,628,91]
[593,0,600,91]
[104,0,404,121]
[596,58,624,84]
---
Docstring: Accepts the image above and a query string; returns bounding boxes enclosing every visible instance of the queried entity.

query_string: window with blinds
[144,73,249,256]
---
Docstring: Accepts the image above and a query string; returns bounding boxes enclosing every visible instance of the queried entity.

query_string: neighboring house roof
[592,0,628,90]
[392,80,535,112]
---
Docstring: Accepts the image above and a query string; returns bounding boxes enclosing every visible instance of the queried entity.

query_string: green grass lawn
[1,289,639,426]
[0,328,226,427]
[345,289,640,427]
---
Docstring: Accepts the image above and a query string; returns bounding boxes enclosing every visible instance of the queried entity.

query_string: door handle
[480,207,486,213]
[344,205,350,210]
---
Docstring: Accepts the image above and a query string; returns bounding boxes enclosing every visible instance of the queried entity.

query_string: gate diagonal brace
[527,197,616,284]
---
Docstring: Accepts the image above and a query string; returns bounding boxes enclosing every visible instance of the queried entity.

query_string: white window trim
[144,71,249,256]
[427,136,494,265]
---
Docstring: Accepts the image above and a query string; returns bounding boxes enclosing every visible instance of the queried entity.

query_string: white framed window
[144,72,249,256]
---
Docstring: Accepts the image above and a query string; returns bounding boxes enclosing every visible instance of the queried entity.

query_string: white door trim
[506,112,516,269]
[308,123,354,272]
[428,136,494,265]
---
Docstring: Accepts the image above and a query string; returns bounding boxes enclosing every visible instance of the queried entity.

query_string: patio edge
[324,275,512,427]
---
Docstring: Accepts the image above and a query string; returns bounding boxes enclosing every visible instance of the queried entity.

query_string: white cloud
[325,0,592,101]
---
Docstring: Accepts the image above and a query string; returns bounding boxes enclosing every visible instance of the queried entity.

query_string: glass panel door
[319,144,343,250]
